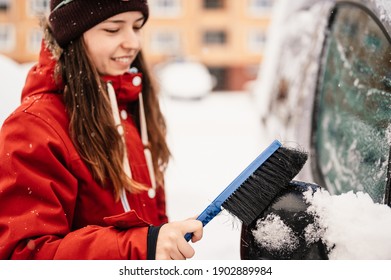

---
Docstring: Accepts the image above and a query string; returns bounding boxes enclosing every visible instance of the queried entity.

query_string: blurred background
[0,0,274,91]
[0,0,277,259]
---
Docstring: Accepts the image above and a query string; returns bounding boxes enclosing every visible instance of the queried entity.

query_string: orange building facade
[0,0,274,90]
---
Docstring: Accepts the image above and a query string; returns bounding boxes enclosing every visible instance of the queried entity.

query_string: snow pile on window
[252,188,391,259]
[304,189,391,259]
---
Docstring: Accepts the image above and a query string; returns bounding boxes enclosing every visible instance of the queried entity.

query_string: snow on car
[243,0,391,259]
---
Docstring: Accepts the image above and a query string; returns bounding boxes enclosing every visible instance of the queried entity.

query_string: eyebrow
[104,16,145,24]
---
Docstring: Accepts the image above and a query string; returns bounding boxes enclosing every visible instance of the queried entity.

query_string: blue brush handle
[184,140,282,242]
[184,203,221,241]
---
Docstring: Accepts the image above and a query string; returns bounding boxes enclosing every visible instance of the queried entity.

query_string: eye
[104,29,119,34]
[133,25,143,31]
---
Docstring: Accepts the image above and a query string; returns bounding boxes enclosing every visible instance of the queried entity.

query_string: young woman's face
[83,11,145,76]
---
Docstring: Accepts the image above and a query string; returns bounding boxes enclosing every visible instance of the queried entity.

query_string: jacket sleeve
[0,112,149,260]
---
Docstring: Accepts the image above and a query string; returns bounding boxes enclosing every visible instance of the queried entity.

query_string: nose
[122,28,141,51]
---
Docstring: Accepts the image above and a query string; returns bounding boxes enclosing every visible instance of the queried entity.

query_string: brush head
[222,146,308,225]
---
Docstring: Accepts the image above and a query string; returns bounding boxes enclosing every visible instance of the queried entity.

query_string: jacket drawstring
[107,81,157,212]
[139,92,157,199]
[107,81,132,212]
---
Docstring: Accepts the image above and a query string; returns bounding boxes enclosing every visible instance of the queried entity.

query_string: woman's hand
[155,218,203,260]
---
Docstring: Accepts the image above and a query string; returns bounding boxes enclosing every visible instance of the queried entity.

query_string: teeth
[114,57,131,63]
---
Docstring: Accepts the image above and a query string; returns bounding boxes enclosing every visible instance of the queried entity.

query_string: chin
[105,69,128,76]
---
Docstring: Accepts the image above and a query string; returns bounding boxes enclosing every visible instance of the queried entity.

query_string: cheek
[89,47,111,70]
[84,34,112,67]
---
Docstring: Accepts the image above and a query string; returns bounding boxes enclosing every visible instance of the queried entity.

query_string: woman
[0,0,202,260]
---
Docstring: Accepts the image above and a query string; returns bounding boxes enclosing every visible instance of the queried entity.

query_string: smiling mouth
[112,56,132,64]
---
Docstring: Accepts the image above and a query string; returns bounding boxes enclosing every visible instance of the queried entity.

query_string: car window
[313,4,391,204]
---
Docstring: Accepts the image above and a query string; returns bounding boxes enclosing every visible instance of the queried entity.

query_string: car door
[241,0,391,259]
[311,1,391,205]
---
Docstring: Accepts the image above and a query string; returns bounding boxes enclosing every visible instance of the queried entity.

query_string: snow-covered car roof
[155,59,215,100]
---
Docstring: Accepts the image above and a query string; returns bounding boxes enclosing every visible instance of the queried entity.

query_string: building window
[248,29,267,53]
[203,30,227,45]
[248,0,274,16]
[28,28,43,53]
[150,30,181,55]
[0,0,10,12]
[149,0,182,17]
[0,24,15,51]
[28,0,50,16]
[203,0,225,9]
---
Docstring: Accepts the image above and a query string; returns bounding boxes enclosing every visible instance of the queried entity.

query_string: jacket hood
[21,41,60,101]
[21,41,143,105]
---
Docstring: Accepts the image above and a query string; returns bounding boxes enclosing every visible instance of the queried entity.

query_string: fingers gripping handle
[184,203,222,242]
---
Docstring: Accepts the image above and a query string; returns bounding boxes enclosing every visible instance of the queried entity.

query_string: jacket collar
[101,72,143,106]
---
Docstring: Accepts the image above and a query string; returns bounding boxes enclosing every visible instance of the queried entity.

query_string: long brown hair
[44,20,170,200]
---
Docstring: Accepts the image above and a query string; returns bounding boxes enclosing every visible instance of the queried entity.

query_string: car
[241,0,391,259]
[155,58,215,100]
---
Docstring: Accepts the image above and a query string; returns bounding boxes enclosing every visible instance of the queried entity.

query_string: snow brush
[185,140,308,241]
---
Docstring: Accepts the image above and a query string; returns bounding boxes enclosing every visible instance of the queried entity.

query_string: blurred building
[0,0,47,63]
[0,0,274,90]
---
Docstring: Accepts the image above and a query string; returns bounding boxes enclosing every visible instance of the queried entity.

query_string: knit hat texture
[49,0,149,48]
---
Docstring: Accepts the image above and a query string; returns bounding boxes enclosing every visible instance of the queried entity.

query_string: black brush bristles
[222,146,308,226]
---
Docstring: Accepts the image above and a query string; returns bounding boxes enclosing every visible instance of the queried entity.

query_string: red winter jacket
[0,44,168,259]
